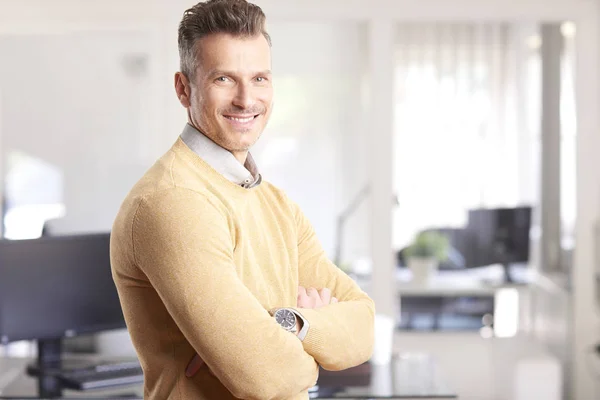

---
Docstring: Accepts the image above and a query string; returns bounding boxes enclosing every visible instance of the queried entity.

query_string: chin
[230,132,261,149]
[236,140,256,152]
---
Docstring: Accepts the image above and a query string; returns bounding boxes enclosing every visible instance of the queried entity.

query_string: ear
[174,72,192,108]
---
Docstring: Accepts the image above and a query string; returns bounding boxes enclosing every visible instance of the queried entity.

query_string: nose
[232,83,255,110]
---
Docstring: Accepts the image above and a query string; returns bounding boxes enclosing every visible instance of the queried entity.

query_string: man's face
[179,33,273,157]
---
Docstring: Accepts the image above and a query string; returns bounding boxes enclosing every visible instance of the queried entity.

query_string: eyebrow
[206,69,272,78]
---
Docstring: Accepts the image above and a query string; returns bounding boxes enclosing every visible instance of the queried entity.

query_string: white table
[358,265,535,337]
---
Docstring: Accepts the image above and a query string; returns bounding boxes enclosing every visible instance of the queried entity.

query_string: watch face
[275,309,296,329]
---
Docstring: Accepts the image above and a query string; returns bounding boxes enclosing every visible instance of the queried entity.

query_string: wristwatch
[271,308,310,341]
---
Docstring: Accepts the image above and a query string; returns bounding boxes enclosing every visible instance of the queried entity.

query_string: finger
[297,286,308,307]
[331,297,338,304]
[185,354,205,378]
[306,287,322,308]
[298,286,307,298]
[319,288,332,305]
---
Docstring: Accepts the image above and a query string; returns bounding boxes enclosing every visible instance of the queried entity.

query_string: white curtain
[392,23,540,249]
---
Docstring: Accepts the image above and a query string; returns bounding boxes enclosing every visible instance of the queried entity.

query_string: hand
[297,286,338,309]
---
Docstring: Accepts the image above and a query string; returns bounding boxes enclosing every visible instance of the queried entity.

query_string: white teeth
[226,116,254,123]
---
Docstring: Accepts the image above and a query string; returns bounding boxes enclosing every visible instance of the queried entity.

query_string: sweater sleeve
[131,188,318,400]
[290,200,375,371]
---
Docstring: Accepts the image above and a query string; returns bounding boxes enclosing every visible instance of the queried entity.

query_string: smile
[223,115,258,123]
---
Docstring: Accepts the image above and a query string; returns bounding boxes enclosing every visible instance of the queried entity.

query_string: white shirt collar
[180,123,261,188]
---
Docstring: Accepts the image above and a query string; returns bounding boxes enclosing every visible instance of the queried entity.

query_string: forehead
[196,33,271,75]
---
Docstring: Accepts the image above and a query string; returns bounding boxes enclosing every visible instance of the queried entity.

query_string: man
[110,0,375,399]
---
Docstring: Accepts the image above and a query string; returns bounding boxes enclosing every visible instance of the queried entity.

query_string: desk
[356,266,533,334]
[395,265,534,296]
[395,267,533,335]
[0,353,456,399]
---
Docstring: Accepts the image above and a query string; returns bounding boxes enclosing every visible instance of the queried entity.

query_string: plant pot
[407,257,439,285]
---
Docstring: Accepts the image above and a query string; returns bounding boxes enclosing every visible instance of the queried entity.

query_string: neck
[187,118,248,165]
[232,151,248,165]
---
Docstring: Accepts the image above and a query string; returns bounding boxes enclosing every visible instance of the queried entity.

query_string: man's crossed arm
[290,198,375,370]
[185,286,338,377]
[183,195,375,380]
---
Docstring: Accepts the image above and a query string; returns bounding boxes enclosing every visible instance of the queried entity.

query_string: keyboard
[58,361,144,390]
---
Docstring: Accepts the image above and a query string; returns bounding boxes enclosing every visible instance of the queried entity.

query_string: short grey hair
[178,0,272,80]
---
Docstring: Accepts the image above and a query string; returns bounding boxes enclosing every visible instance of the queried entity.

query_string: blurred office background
[0,0,599,399]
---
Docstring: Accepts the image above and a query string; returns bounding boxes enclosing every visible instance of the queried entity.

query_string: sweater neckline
[172,137,262,197]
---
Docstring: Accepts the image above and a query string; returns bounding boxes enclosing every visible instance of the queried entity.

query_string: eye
[216,76,229,83]
[255,76,268,83]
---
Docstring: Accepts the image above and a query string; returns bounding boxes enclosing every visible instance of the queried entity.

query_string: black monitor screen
[0,233,125,343]
[466,206,532,268]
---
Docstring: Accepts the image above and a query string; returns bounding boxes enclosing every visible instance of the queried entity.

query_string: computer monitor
[465,206,532,282]
[0,233,125,373]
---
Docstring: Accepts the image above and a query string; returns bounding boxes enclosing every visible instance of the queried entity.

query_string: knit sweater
[110,137,375,400]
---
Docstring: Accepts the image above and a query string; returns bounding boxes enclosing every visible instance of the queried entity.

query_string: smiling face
[175,33,273,163]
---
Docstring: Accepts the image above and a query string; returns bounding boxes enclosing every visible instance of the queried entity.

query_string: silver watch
[272,308,310,341]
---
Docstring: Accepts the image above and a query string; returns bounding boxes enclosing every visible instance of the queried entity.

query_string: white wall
[0,32,158,234]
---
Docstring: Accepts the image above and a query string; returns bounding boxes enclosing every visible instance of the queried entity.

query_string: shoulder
[124,187,234,256]
[257,180,291,205]
[121,145,228,226]
[255,180,303,220]
[133,141,214,196]
[134,187,227,226]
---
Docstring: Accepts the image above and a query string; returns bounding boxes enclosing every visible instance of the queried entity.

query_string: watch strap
[294,309,310,341]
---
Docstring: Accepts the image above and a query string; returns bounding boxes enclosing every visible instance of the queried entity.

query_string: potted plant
[404,231,450,284]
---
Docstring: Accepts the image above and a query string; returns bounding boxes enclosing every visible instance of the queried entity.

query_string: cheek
[260,88,274,105]
[193,89,225,119]
[258,90,274,114]
[190,92,208,116]
[204,88,233,113]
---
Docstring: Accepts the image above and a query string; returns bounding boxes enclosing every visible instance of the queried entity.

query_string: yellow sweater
[110,138,375,400]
